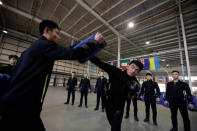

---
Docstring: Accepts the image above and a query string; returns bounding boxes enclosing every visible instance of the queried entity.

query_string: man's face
[100,72,104,77]
[146,75,152,80]
[84,74,87,78]
[126,63,140,77]
[72,73,75,77]
[172,72,179,80]
[9,58,17,66]
[46,27,60,43]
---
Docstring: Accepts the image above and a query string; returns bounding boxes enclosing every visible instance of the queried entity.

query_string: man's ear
[44,27,49,34]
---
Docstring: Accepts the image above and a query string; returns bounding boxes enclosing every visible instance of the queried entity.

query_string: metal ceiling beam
[48,0,63,18]
[72,0,125,37]
[102,0,171,35]
[59,4,78,25]
[78,0,146,40]
[66,0,103,32]
[75,0,145,52]
[2,4,79,40]
[108,45,197,62]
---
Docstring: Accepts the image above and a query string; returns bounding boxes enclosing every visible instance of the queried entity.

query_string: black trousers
[80,91,88,106]
[105,100,125,131]
[66,90,75,104]
[0,114,45,131]
[96,92,105,109]
[169,102,190,131]
[125,96,138,117]
[144,98,157,121]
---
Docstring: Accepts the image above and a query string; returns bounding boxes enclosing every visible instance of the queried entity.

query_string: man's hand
[156,98,160,102]
[140,96,143,99]
[188,104,194,109]
[94,32,104,44]
[164,100,168,105]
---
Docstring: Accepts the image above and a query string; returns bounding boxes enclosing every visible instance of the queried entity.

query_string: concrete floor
[41,87,197,131]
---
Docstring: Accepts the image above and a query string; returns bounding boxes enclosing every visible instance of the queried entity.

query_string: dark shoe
[153,121,157,126]
[72,103,74,105]
[124,114,129,119]
[102,109,105,112]
[144,118,149,122]
[170,128,178,131]
[85,105,88,108]
[134,116,139,121]
[64,102,69,104]
[94,108,98,111]
[78,105,82,107]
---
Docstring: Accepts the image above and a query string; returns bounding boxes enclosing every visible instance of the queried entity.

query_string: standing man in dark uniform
[65,72,77,105]
[78,73,91,108]
[0,55,18,75]
[94,71,108,112]
[0,20,105,131]
[90,57,143,131]
[139,73,160,125]
[0,55,18,97]
[124,92,139,121]
[164,70,194,131]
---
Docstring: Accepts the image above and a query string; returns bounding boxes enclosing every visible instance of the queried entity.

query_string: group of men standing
[64,70,194,131]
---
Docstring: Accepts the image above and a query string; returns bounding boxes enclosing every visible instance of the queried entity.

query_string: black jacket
[0,65,15,76]
[0,36,101,115]
[67,77,77,90]
[95,77,107,94]
[140,80,160,100]
[165,80,193,104]
[90,57,138,107]
[79,78,91,92]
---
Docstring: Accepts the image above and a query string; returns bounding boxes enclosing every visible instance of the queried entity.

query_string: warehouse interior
[0,0,197,131]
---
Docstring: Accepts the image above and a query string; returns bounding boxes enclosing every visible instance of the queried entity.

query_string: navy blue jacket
[140,80,160,100]
[165,80,193,104]
[67,77,77,90]
[0,36,101,115]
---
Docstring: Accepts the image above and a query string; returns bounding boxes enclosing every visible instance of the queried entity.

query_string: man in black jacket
[0,55,18,75]
[164,70,194,131]
[94,71,108,112]
[0,20,105,131]
[139,73,160,125]
[90,57,143,131]
[0,55,19,97]
[64,72,77,105]
[78,73,91,108]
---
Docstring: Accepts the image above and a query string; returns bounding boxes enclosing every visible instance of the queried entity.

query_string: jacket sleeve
[88,79,91,89]
[90,56,121,76]
[44,40,101,60]
[79,79,82,88]
[95,78,99,91]
[155,82,161,98]
[184,83,194,104]
[67,78,70,86]
[139,82,145,97]
[164,83,170,101]
[75,78,77,86]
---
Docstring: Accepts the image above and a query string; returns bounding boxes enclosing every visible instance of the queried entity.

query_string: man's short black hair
[39,20,60,35]
[72,72,76,74]
[146,73,152,76]
[9,55,18,60]
[129,60,144,71]
[171,70,179,74]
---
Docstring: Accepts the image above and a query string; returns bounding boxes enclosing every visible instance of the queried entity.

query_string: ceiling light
[166,64,169,66]
[3,30,8,34]
[161,59,166,61]
[128,22,134,28]
[145,41,150,45]
[0,1,3,5]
